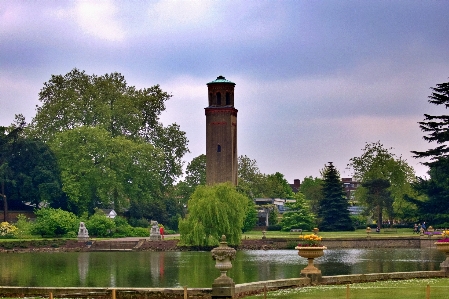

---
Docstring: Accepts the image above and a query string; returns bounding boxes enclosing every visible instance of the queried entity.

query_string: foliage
[280,192,315,231]
[32,208,79,237]
[299,176,323,214]
[14,214,34,238]
[0,119,65,211]
[349,141,418,222]
[297,234,322,247]
[236,155,266,198]
[48,126,165,215]
[406,158,449,224]
[409,80,449,224]
[263,172,294,199]
[318,162,354,231]
[179,183,247,246]
[176,154,206,206]
[85,211,115,237]
[362,179,393,227]
[242,198,258,232]
[412,80,449,165]
[0,222,18,238]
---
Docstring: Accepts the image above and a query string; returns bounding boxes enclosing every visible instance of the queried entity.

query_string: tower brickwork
[205,76,238,185]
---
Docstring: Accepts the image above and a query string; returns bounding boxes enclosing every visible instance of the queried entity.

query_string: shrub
[0,222,18,238]
[32,208,79,237]
[85,212,115,237]
[14,214,33,238]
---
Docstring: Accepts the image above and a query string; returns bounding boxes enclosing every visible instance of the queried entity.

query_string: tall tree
[48,126,165,215]
[236,155,266,198]
[318,162,354,231]
[30,69,188,187]
[362,179,393,228]
[409,80,449,224]
[412,80,449,166]
[348,142,417,222]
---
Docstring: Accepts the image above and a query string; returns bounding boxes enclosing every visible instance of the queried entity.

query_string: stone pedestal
[211,235,236,299]
[149,220,161,241]
[435,242,449,276]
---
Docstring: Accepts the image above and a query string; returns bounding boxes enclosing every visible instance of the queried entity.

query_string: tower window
[217,144,221,152]
[216,92,221,105]
[226,92,230,105]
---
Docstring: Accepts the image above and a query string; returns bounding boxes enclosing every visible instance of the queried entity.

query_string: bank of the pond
[0,235,440,252]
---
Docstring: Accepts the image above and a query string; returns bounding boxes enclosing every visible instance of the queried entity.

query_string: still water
[0,249,444,288]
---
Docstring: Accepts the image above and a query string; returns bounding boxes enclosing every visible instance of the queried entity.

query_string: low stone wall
[1,271,446,299]
[322,237,439,249]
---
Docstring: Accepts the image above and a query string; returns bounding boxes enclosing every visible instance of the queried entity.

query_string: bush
[0,222,18,238]
[14,214,33,238]
[266,224,282,231]
[129,217,149,228]
[33,208,79,237]
[132,227,149,237]
[86,212,115,237]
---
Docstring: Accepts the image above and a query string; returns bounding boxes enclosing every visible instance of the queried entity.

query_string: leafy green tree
[32,208,79,237]
[242,198,258,232]
[263,172,295,199]
[176,154,206,206]
[179,183,247,246]
[318,162,354,231]
[48,126,165,215]
[280,192,315,231]
[409,80,449,224]
[299,176,323,214]
[362,179,393,228]
[30,68,188,187]
[348,141,417,221]
[237,155,266,198]
[0,118,65,219]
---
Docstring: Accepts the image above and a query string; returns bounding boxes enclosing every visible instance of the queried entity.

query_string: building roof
[207,75,235,85]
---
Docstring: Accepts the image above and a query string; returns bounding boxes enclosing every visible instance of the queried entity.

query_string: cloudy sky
[1,0,449,183]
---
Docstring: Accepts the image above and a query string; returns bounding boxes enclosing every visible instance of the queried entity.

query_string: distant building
[341,177,360,203]
[100,209,117,219]
[290,179,301,193]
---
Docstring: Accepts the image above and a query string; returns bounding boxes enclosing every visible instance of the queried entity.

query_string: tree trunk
[377,204,382,229]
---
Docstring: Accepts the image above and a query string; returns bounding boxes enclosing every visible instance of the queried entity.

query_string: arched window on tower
[216,92,221,105]
[226,92,230,105]
[217,144,221,152]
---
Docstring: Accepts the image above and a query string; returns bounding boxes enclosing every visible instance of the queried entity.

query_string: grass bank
[245,278,449,299]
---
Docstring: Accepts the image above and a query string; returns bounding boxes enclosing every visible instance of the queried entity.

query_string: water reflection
[0,249,445,288]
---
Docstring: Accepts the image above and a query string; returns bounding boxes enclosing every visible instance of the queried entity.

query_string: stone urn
[435,241,449,270]
[211,235,236,298]
[211,235,236,282]
[295,246,327,274]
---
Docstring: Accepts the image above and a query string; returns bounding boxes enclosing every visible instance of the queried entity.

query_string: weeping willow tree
[179,183,248,246]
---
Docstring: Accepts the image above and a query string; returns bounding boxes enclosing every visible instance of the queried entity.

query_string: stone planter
[295,246,327,274]
[435,241,449,270]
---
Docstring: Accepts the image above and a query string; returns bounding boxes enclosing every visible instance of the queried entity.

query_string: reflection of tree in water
[77,252,90,286]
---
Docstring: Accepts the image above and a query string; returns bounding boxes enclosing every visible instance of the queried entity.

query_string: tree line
[1,69,449,243]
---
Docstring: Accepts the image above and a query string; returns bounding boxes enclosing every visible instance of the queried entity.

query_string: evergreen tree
[409,80,449,224]
[318,162,354,231]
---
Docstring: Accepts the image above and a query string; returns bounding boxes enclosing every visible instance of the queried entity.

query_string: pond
[0,248,444,288]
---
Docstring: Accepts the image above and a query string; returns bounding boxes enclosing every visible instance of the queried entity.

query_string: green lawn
[245,278,449,299]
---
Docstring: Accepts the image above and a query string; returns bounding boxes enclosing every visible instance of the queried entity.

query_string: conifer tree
[318,162,354,231]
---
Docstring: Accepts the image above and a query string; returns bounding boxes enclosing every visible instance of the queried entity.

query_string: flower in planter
[437,230,449,243]
[297,234,322,247]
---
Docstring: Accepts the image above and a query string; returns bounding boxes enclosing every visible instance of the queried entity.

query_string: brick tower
[205,76,238,185]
